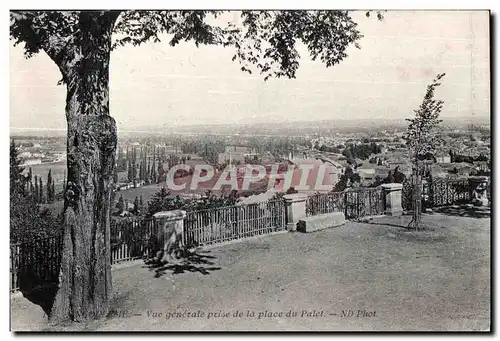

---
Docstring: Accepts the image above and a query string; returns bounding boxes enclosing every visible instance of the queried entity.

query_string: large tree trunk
[50,12,117,323]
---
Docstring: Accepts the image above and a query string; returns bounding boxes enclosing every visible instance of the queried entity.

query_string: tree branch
[105,10,122,24]
[10,11,76,66]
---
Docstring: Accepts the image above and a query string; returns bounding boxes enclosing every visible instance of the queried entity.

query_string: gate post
[153,210,187,262]
[284,193,308,232]
[469,176,490,207]
[381,183,403,216]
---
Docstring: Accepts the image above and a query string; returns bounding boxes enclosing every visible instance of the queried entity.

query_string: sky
[9,10,490,131]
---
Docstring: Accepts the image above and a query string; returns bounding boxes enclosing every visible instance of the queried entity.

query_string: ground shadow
[358,204,490,230]
[430,205,490,219]
[355,215,414,229]
[360,221,412,229]
[361,217,462,231]
[357,214,448,231]
[18,281,58,318]
[144,250,221,278]
[14,242,61,317]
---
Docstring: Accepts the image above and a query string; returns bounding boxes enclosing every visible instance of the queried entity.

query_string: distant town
[11,117,491,217]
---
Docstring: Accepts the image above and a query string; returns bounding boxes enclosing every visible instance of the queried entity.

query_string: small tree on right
[403,73,446,230]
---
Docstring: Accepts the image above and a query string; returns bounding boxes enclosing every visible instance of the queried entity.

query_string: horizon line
[10,114,491,132]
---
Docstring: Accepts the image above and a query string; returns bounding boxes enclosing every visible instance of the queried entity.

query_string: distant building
[474,161,490,173]
[19,151,32,159]
[435,153,451,164]
[429,164,448,178]
[353,158,364,168]
[447,162,479,176]
[218,151,246,165]
[374,166,391,180]
[244,153,260,163]
[225,145,250,153]
[273,158,341,194]
[184,159,208,168]
[20,158,42,166]
[357,168,376,182]
[163,145,179,154]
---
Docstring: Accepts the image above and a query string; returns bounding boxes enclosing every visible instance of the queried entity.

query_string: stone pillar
[469,176,490,207]
[284,193,308,232]
[153,210,187,263]
[381,183,403,216]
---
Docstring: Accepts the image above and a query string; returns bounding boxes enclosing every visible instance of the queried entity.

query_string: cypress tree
[47,169,53,203]
[139,161,144,181]
[34,175,39,203]
[133,196,140,215]
[158,160,162,181]
[151,146,156,181]
[117,195,125,213]
[10,139,24,195]
[127,159,132,182]
[27,167,32,194]
[39,176,44,203]
[29,180,34,199]
[147,162,151,184]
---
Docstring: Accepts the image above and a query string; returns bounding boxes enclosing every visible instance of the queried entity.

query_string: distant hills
[10,116,490,137]
[122,116,490,135]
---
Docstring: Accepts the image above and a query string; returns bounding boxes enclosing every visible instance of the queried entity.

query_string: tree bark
[49,12,117,323]
[409,162,422,230]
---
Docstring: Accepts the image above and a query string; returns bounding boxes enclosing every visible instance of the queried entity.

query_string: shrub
[10,191,62,243]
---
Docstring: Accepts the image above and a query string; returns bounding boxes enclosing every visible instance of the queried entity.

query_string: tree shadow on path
[430,205,490,219]
[144,250,221,278]
[354,215,413,229]
[356,215,446,231]
[358,204,490,231]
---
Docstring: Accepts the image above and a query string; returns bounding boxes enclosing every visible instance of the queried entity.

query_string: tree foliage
[10,139,24,195]
[47,169,54,203]
[403,73,446,164]
[342,142,382,161]
[332,165,361,192]
[10,141,61,242]
[116,194,125,213]
[10,10,380,83]
[145,188,240,218]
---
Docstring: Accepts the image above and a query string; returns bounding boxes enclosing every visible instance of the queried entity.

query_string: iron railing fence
[184,199,286,248]
[306,188,384,219]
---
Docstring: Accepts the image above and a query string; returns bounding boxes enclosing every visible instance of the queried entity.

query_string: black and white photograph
[8,7,492,332]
